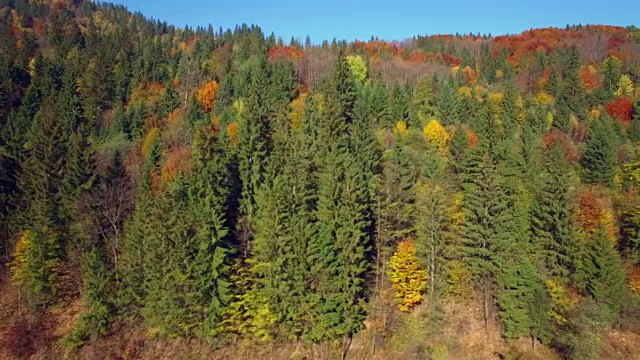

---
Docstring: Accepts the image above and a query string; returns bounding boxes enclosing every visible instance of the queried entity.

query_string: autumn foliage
[424,119,448,152]
[580,65,599,90]
[197,80,219,113]
[576,190,618,244]
[160,146,192,182]
[8,230,31,287]
[268,46,304,62]
[605,97,633,126]
[629,264,640,296]
[387,239,428,311]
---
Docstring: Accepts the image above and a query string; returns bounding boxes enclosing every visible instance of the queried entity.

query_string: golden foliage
[445,260,473,300]
[615,74,635,98]
[458,86,472,98]
[394,120,409,137]
[488,92,504,120]
[142,127,160,159]
[387,239,428,312]
[289,93,307,129]
[546,278,578,324]
[516,95,525,124]
[449,192,465,227]
[473,85,487,102]
[8,230,31,287]
[424,119,448,152]
[629,264,640,296]
[546,111,554,131]
[28,58,36,78]
[232,99,245,116]
[197,80,219,113]
[462,66,478,86]
[535,91,554,106]
[451,66,460,75]
[588,107,602,121]
[227,122,239,146]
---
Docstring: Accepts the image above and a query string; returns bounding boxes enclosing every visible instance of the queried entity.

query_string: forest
[0,0,640,359]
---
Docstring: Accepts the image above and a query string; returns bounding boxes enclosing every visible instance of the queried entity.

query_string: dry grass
[1,268,639,360]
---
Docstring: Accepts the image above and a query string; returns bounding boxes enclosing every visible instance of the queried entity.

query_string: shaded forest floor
[0,265,638,360]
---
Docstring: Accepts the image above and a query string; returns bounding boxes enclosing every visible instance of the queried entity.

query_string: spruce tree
[582,116,617,186]
[160,79,179,118]
[19,100,68,307]
[584,224,626,321]
[187,127,233,336]
[237,51,271,252]
[307,51,369,344]
[530,142,579,279]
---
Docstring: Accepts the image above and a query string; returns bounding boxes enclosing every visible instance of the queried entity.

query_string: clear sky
[110,0,639,43]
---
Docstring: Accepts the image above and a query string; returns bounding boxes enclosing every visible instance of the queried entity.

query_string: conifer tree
[584,224,626,320]
[307,51,369,345]
[582,116,617,186]
[160,79,179,118]
[531,143,579,279]
[375,138,416,292]
[237,51,272,252]
[186,127,234,336]
[18,100,68,307]
[414,146,451,307]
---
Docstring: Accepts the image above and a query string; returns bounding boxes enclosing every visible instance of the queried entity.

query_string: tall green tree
[582,116,617,186]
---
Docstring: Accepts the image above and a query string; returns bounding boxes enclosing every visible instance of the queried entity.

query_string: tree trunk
[342,336,353,360]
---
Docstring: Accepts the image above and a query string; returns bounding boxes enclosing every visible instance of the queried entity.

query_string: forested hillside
[1,1,640,359]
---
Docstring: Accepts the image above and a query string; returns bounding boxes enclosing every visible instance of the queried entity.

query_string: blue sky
[111,0,639,43]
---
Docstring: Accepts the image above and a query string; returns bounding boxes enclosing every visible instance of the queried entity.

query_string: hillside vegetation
[0,1,640,359]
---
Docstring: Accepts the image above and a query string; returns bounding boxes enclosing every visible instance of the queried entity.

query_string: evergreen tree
[531,143,579,279]
[237,52,271,252]
[582,116,617,186]
[186,128,234,336]
[307,51,369,345]
[160,79,179,118]
[18,100,68,307]
[415,145,451,308]
[584,224,626,320]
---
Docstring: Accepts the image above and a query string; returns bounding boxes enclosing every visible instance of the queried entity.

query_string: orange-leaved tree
[197,80,219,113]
[387,239,428,311]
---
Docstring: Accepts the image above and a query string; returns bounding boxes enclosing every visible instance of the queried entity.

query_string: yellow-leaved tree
[8,230,31,287]
[387,239,428,312]
[614,74,634,98]
[424,119,448,152]
[345,55,368,86]
[394,120,409,137]
[289,92,307,129]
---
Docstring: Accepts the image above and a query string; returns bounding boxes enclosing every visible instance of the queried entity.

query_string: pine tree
[307,51,369,345]
[584,223,626,321]
[18,99,68,307]
[438,80,457,125]
[375,138,416,294]
[531,143,579,279]
[414,158,451,308]
[237,51,271,253]
[160,79,179,118]
[458,106,513,333]
[582,116,617,186]
[186,128,234,336]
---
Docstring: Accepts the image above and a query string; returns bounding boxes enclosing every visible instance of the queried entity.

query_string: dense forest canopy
[0,0,640,359]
